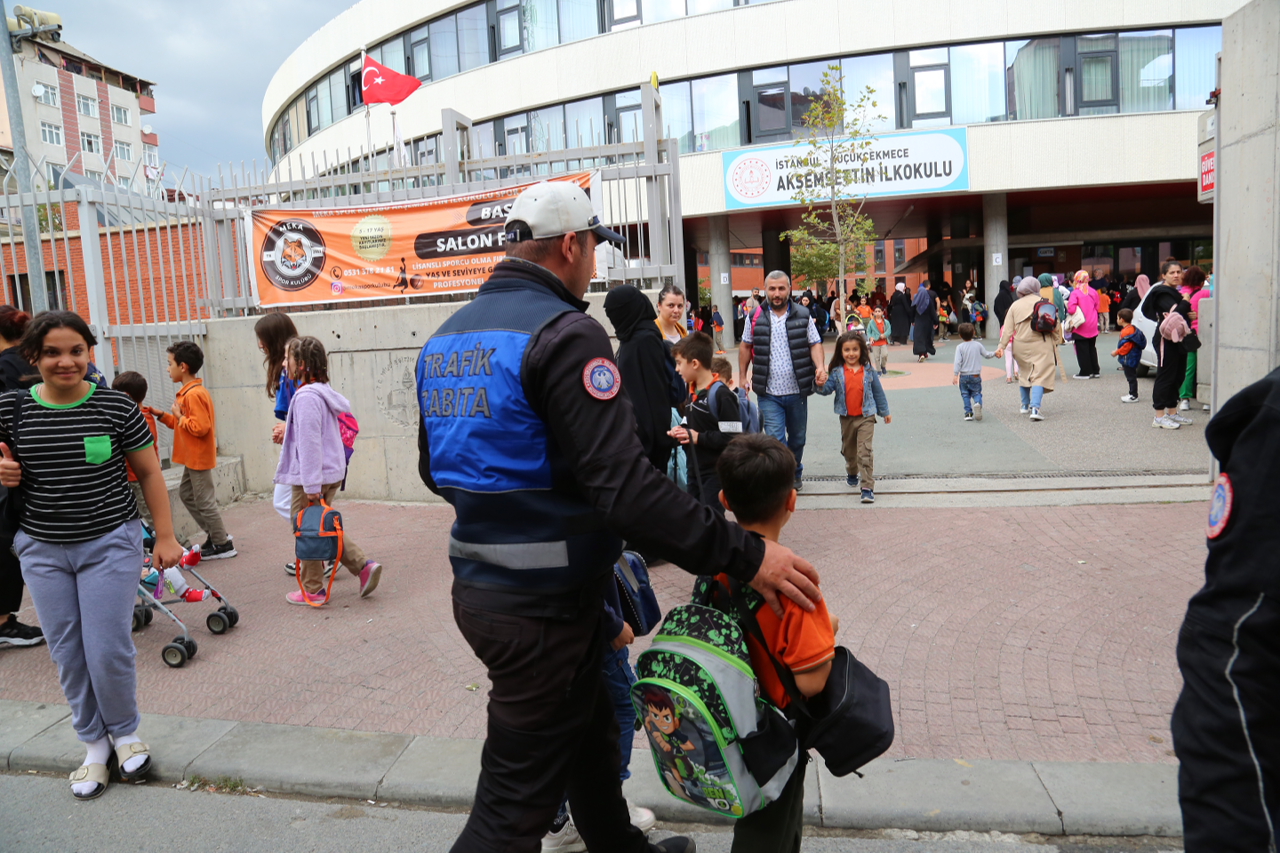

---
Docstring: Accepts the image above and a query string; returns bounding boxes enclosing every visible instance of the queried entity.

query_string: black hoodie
[604,285,677,472]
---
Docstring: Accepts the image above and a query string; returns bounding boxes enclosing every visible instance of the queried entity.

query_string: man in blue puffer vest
[416,181,822,853]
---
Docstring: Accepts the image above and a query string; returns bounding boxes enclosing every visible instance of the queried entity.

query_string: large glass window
[504,112,529,153]
[564,96,605,146]
[379,36,407,75]
[752,67,787,137]
[559,0,599,42]
[949,42,1005,124]
[842,53,895,132]
[523,0,560,52]
[1175,26,1222,111]
[692,74,739,151]
[1077,33,1118,115]
[909,48,949,122]
[318,77,333,128]
[659,80,693,153]
[411,26,430,79]
[498,0,523,56]
[616,89,643,142]
[329,68,348,119]
[644,0,685,24]
[687,0,732,12]
[429,16,460,79]
[1119,29,1174,113]
[530,105,566,151]
[789,61,830,128]
[1005,38,1059,120]
[468,121,496,159]
[458,5,491,71]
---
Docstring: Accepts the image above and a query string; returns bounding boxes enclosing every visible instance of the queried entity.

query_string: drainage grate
[803,469,1204,483]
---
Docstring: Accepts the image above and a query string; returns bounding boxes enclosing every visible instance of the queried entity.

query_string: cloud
[44,0,355,181]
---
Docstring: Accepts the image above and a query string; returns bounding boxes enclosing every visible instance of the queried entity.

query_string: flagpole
[361,48,374,175]
[391,110,399,170]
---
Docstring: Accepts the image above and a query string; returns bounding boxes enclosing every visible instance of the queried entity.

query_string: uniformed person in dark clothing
[1171,366,1280,852]
[416,181,822,853]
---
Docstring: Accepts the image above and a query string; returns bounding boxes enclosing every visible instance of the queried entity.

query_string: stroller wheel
[224,605,239,627]
[143,607,153,625]
[183,638,198,659]
[162,643,187,668]
[206,611,229,635]
[132,607,144,632]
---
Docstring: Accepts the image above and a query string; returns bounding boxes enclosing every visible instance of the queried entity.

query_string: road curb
[0,699,1183,837]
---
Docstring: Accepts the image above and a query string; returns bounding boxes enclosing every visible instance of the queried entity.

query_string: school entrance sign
[722,127,969,210]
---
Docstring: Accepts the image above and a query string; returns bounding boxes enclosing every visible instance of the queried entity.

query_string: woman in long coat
[889,283,911,345]
[996,278,1063,420]
[911,281,936,361]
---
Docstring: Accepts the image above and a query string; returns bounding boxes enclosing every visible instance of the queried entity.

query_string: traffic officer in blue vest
[416,181,822,853]
[1172,367,1280,851]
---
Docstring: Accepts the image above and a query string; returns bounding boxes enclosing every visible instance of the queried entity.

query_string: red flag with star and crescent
[361,55,421,106]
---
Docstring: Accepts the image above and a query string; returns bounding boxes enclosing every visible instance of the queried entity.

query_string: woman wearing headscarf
[996,277,1063,420]
[911,280,936,362]
[604,286,678,472]
[1143,261,1194,429]
[994,280,1017,383]
[889,282,911,345]
[1121,274,1147,313]
[1038,273,1067,323]
[1066,270,1102,379]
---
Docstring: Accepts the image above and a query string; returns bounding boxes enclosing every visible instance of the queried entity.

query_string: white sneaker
[1153,416,1180,430]
[1169,412,1193,425]
[1029,407,1043,421]
[628,800,657,833]
[1120,394,1139,403]
[1179,399,1191,411]
[541,816,585,852]
[973,403,983,421]
[1019,405,1030,414]
[1203,404,1211,412]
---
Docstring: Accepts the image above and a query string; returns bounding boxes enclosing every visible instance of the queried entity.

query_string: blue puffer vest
[416,264,621,604]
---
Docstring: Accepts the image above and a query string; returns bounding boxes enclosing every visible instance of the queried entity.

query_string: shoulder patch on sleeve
[1207,473,1233,539]
[583,358,621,400]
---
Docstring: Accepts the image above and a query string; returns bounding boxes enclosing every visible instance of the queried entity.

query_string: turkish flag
[361,55,421,106]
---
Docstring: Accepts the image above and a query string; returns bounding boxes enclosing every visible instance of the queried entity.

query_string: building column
[708,215,734,347]
[982,192,1009,340]
[926,215,944,289]
[761,229,791,282]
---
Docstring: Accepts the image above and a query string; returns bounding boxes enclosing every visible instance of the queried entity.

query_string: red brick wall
[57,70,82,174]
[96,81,115,177]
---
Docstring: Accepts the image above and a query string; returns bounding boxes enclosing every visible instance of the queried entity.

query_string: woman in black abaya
[911,280,937,361]
[604,285,678,473]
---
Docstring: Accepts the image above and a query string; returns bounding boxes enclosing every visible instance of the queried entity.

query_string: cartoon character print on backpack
[638,648,736,740]
[638,684,742,816]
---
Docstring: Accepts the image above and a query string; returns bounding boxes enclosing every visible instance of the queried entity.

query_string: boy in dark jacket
[1112,308,1145,403]
[669,332,741,516]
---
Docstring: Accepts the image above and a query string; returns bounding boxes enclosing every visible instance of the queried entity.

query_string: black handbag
[721,581,895,778]
[0,391,28,542]
[1182,331,1202,352]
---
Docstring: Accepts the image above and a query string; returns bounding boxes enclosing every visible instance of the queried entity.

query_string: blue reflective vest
[417,267,620,600]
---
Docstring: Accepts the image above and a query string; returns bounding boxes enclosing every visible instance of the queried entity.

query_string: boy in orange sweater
[715,433,838,852]
[155,341,236,558]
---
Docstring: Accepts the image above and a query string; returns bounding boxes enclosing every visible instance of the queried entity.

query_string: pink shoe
[358,561,382,598]
[285,589,328,606]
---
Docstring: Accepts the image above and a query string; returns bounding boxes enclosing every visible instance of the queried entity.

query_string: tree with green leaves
[781,64,883,306]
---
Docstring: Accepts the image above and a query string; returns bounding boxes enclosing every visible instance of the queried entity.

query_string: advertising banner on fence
[253,173,592,306]
[722,127,969,210]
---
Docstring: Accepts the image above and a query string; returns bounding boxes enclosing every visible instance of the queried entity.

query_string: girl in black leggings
[1143,262,1193,429]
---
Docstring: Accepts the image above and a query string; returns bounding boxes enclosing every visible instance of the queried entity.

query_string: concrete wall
[1211,0,1280,405]
[202,291,652,501]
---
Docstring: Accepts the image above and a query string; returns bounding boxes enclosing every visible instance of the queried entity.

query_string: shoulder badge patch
[583,358,621,400]
[1206,473,1233,539]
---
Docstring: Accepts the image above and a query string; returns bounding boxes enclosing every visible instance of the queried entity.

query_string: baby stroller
[134,527,240,668]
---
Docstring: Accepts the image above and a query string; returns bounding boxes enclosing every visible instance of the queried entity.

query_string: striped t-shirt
[0,384,155,543]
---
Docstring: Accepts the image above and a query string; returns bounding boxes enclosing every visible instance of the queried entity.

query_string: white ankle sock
[163,567,190,596]
[72,737,111,796]
[112,733,147,773]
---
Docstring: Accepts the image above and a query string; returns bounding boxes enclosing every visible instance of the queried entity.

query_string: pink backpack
[337,412,359,488]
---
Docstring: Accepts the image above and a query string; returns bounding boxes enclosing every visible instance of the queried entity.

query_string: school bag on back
[707,380,759,435]
[1031,299,1059,335]
[632,580,799,819]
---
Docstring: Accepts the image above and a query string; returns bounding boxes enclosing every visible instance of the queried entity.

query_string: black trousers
[730,755,807,853]
[0,534,22,614]
[1153,338,1187,411]
[1073,335,1100,376]
[1123,365,1139,398]
[688,471,725,517]
[1172,595,1280,852]
[450,591,649,853]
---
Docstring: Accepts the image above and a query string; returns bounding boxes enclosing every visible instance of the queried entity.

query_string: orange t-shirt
[126,408,160,482]
[843,366,865,417]
[715,573,836,709]
[856,306,873,319]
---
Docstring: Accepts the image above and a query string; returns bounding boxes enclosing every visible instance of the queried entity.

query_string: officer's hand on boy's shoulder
[750,539,821,617]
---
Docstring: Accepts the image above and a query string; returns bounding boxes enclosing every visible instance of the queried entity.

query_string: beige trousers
[290,483,368,594]
[178,467,227,546]
[839,414,876,489]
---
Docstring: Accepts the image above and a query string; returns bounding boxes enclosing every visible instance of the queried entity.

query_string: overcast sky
[42,0,355,183]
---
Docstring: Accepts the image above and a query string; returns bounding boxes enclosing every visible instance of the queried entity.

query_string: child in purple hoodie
[274,336,383,605]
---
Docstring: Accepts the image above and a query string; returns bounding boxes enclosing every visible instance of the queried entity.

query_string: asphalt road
[0,773,1184,853]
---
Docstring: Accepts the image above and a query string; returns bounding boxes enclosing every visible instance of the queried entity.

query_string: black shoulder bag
[0,390,29,542]
[720,579,895,778]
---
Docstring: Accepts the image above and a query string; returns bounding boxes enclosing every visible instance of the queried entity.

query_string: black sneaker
[860,488,875,504]
[0,617,45,647]
[649,837,697,853]
[200,540,238,560]
[794,477,803,492]
[846,474,859,488]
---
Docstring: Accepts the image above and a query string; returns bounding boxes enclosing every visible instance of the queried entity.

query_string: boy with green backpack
[633,433,838,851]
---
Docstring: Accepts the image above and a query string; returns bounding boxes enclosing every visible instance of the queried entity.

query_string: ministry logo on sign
[730,158,771,200]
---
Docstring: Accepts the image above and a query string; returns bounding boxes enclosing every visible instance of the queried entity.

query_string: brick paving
[0,496,1207,764]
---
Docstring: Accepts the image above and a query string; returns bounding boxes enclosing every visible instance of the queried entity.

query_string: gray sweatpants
[16,521,144,743]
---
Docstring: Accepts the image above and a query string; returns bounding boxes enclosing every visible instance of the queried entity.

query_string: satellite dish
[30,82,44,98]
[142,124,153,134]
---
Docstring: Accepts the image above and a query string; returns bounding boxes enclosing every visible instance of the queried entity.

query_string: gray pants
[178,466,227,546]
[16,521,144,742]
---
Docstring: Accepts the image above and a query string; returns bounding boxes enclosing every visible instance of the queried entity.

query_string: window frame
[908,57,951,124]
[497,0,524,57]
[111,103,130,125]
[40,121,62,146]
[37,83,57,106]
[114,141,133,162]
[143,143,159,168]
[76,92,98,118]
[80,131,102,154]
[1075,34,1120,114]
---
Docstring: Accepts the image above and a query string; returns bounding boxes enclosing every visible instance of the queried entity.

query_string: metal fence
[0,84,683,462]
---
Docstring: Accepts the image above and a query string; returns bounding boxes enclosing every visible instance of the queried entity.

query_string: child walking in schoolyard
[274,336,383,605]
[864,306,891,375]
[952,323,996,421]
[0,311,184,800]
[155,341,235,559]
[668,331,741,517]
[816,332,890,503]
[1112,308,1146,403]
[714,434,838,853]
[110,371,159,528]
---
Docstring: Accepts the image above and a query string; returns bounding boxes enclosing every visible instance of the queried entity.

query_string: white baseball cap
[504,182,624,245]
